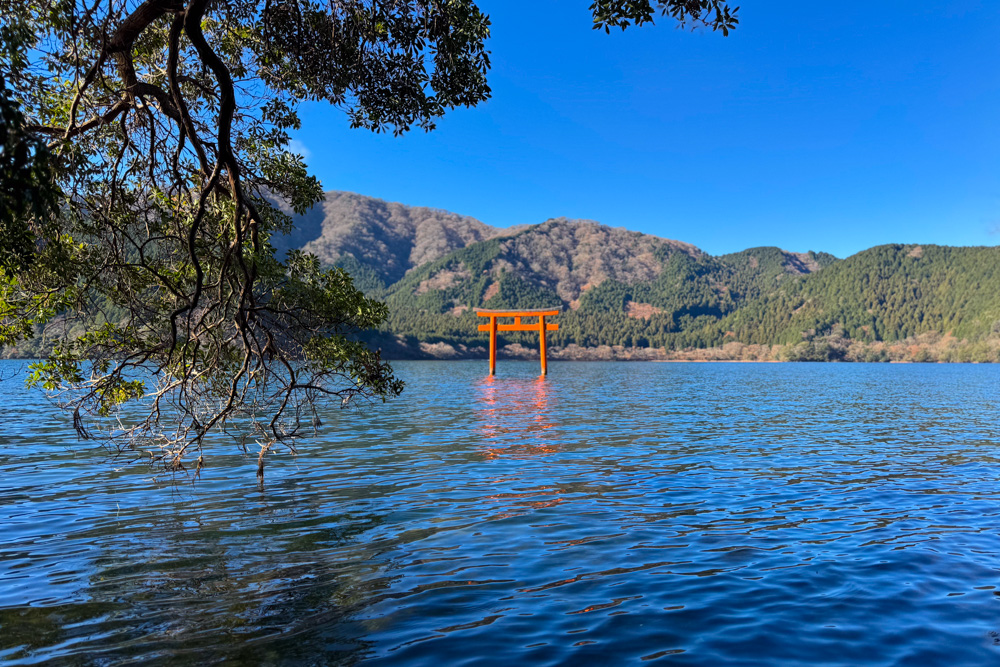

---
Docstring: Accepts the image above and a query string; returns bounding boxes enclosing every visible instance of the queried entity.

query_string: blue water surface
[3,360,1000,665]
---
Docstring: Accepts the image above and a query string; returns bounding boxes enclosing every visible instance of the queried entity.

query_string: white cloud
[287,138,312,162]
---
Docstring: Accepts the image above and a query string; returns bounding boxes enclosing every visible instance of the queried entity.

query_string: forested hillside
[376,238,1000,362]
[8,193,1000,362]
[381,221,839,352]
[708,244,1000,361]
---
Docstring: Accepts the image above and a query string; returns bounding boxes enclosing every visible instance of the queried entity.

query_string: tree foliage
[0,0,738,472]
[0,76,59,273]
[590,0,739,34]
[0,0,497,469]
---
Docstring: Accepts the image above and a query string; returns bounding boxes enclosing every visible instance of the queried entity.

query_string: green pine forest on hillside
[374,229,1000,362]
[9,193,1000,363]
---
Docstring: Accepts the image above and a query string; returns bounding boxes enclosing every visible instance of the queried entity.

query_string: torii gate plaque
[476,309,560,376]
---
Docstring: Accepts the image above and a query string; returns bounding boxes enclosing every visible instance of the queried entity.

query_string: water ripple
[3,361,1000,665]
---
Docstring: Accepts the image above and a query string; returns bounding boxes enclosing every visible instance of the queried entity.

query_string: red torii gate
[476,308,560,376]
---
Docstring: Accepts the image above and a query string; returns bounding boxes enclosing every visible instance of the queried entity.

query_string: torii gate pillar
[476,309,560,376]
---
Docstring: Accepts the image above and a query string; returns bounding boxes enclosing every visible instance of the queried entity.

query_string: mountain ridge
[10,192,997,363]
[272,191,832,293]
[270,191,524,288]
[269,192,1000,363]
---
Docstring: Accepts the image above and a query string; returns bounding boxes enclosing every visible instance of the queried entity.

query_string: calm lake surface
[4,361,1000,665]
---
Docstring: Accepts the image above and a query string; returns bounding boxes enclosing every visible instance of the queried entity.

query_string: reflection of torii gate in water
[475,308,560,376]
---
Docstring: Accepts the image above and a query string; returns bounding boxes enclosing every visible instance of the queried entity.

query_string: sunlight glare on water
[3,360,1000,665]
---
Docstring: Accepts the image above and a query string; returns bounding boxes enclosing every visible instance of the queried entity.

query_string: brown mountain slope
[474,218,703,304]
[270,191,519,286]
[270,193,832,319]
[386,218,711,313]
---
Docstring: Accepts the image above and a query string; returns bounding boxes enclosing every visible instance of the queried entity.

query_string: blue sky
[291,0,1000,259]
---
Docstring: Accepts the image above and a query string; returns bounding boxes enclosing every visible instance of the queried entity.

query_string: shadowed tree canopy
[0,0,737,475]
[0,76,59,274]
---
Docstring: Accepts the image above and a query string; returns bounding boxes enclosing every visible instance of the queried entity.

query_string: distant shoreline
[7,332,1000,364]
[374,336,1000,364]
[380,356,988,364]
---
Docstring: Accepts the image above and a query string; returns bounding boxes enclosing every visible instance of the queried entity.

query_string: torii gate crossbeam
[475,309,560,376]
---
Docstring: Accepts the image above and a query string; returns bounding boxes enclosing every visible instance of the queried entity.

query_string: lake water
[3,360,1000,665]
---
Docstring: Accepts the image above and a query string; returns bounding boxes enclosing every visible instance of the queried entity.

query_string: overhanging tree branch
[0,0,736,477]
